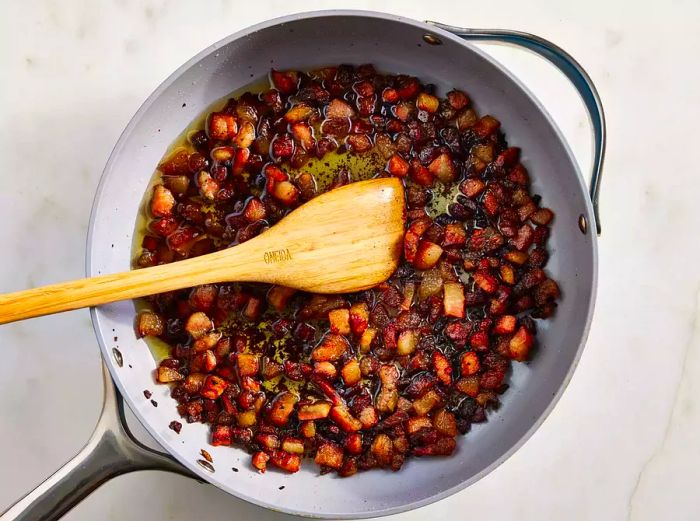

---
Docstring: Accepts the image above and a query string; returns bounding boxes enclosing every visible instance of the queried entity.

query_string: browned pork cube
[267,391,298,427]
[269,450,301,473]
[376,364,400,413]
[297,401,332,421]
[185,312,214,339]
[330,405,362,432]
[341,359,361,386]
[328,308,351,335]
[315,442,344,470]
[137,311,164,337]
[311,334,348,362]
[371,433,394,467]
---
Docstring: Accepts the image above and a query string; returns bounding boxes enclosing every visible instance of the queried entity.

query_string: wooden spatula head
[239,177,406,293]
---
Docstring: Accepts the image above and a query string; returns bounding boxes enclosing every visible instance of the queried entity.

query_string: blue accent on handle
[429,23,605,235]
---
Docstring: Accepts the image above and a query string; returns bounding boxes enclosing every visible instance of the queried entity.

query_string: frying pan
[1,10,604,520]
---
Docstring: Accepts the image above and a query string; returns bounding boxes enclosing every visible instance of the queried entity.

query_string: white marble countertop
[1,1,699,520]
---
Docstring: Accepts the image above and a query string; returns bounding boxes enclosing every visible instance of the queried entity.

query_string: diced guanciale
[371,433,394,467]
[312,334,348,362]
[508,326,534,361]
[138,311,164,337]
[208,112,237,140]
[443,282,465,318]
[267,391,298,426]
[432,351,452,385]
[412,389,442,416]
[141,64,560,477]
[252,451,269,472]
[416,92,439,113]
[359,327,377,353]
[315,442,344,470]
[185,312,213,339]
[330,405,362,432]
[349,302,369,335]
[156,366,183,383]
[150,185,175,217]
[236,353,260,377]
[376,364,400,413]
[297,400,332,420]
[282,437,305,454]
[341,359,361,386]
[267,285,296,311]
[406,416,432,434]
[329,308,351,335]
[201,375,227,399]
[397,329,419,355]
[460,352,480,376]
[414,240,443,270]
[269,450,301,473]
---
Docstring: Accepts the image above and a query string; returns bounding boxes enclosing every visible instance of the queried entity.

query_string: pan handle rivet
[578,214,588,234]
[112,347,123,367]
[197,459,216,473]
[422,34,443,45]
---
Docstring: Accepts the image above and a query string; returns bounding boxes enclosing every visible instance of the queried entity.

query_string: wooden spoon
[0,178,405,325]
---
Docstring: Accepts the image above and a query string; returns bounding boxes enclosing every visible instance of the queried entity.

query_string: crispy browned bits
[140,64,559,476]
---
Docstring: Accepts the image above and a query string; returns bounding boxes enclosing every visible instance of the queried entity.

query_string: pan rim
[86,9,599,518]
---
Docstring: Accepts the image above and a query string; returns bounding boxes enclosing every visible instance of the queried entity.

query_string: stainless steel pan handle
[429,22,605,235]
[0,365,196,521]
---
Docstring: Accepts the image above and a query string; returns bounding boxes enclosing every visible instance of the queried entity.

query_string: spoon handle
[0,245,250,325]
[0,178,406,324]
